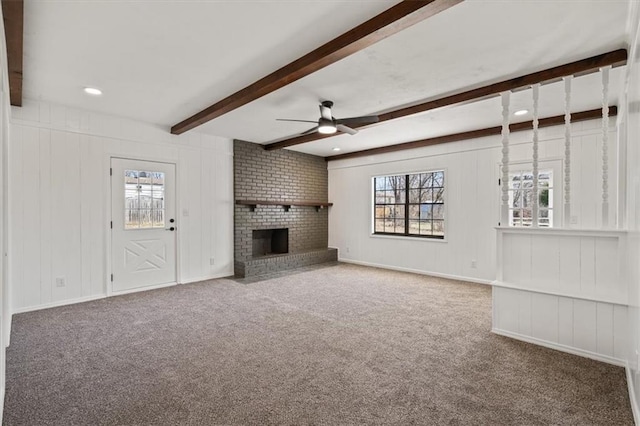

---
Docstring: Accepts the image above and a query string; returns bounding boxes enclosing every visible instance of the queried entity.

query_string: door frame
[105,154,181,296]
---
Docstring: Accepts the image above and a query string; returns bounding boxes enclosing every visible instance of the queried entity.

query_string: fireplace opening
[252,228,289,257]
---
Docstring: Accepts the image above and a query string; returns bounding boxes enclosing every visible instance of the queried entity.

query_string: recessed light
[83,87,102,96]
[332,147,341,152]
[514,109,528,116]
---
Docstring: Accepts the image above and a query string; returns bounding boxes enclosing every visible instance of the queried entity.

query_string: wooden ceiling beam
[2,0,23,107]
[265,49,627,151]
[170,0,463,135]
[326,106,616,161]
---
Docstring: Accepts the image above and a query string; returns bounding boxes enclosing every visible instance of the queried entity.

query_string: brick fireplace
[233,140,337,277]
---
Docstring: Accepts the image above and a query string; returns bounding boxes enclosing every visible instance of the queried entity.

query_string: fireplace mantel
[236,199,333,212]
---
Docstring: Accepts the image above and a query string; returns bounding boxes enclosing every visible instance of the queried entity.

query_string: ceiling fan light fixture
[83,87,102,96]
[318,118,337,134]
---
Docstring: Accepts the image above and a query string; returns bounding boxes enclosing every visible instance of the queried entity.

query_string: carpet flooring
[2,263,634,425]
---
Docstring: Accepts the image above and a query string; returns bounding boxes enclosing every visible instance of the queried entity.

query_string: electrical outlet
[209,257,215,266]
[471,260,477,268]
[182,209,189,217]
[345,246,350,254]
[55,277,65,288]
[570,216,578,225]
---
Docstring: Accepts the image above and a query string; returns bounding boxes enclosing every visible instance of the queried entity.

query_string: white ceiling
[22,0,630,157]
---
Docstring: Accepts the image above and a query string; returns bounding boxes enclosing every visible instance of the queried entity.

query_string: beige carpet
[3,263,633,425]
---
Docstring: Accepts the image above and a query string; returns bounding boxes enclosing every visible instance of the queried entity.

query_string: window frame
[372,170,446,240]
[499,159,563,229]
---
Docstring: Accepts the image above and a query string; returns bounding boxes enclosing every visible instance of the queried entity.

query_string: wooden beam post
[266,49,627,151]
[2,0,23,107]
[170,0,462,135]
[326,107,617,162]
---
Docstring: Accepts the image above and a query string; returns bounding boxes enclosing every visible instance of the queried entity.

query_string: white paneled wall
[0,8,10,421]
[498,229,627,304]
[493,228,628,365]
[328,120,616,283]
[493,287,627,364]
[9,99,234,312]
[624,0,640,421]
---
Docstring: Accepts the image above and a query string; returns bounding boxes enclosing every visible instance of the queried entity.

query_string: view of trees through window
[374,171,445,238]
[508,170,553,227]
[124,170,166,229]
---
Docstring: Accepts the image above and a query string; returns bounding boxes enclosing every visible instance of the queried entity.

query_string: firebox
[252,228,289,257]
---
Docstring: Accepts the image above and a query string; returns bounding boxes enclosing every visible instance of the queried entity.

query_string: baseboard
[0,385,4,425]
[338,258,493,285]
[11,273,234,315]
[12,294,107,314]
[492,328,625,367]
[626,362,640,425]
[110,281,176,297]
[179,271,233,284]
[4,313,11,347]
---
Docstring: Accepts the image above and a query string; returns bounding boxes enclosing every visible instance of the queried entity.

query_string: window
[373,171,445,239]
[508,169,553,227]
[124,170,165,229]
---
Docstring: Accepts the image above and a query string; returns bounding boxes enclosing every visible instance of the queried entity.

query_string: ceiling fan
[277,100,379,136]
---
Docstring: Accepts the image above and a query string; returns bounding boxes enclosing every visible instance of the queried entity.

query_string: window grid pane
[374,171,444,239]
[508,170,553,228]
[124,170,165,230]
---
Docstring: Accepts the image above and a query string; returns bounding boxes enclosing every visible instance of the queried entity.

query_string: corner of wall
[623,0,640,421]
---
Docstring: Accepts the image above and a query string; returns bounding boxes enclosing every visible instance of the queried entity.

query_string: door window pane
[124,170,165,230]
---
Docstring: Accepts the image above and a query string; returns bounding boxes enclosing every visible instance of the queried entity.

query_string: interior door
[111,158,176,292]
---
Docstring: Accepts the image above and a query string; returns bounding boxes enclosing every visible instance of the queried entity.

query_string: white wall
[9,100,234,312]
[624,0,640,421]
[493,228,628,365]
[328,119,617,283]
[0,5,12,421]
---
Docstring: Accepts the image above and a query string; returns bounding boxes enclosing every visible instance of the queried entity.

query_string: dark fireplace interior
[252,228,289,257]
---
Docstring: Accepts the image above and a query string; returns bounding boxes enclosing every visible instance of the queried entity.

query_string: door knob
[167,227,175,231]
[170,219,175,223]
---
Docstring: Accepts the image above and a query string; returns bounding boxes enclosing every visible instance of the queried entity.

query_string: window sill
[369,233,447,243]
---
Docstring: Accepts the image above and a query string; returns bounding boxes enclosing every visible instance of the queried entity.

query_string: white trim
[179,271,233,285]
[5,313,10,347]
[626,362,640,426]
[109,281,177,297]
[491,280,628,306]
[8,117,219,154]
[370,168,448,240]
[338,258,492,285]
[495,226,628,237]
[492,328,625,367]
[12,294,107,314]
[369,234,447,243]
[0,386,4,425]
[11,275,234,314]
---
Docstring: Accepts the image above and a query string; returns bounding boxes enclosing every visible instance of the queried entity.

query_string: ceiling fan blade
[335,115,379,126]
[319,103,333,120]
[300,126,319,135]
[276,119,318,123]
[336,124,358,135]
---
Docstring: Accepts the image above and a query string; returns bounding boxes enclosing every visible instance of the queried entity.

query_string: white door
[111,158,177,293]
